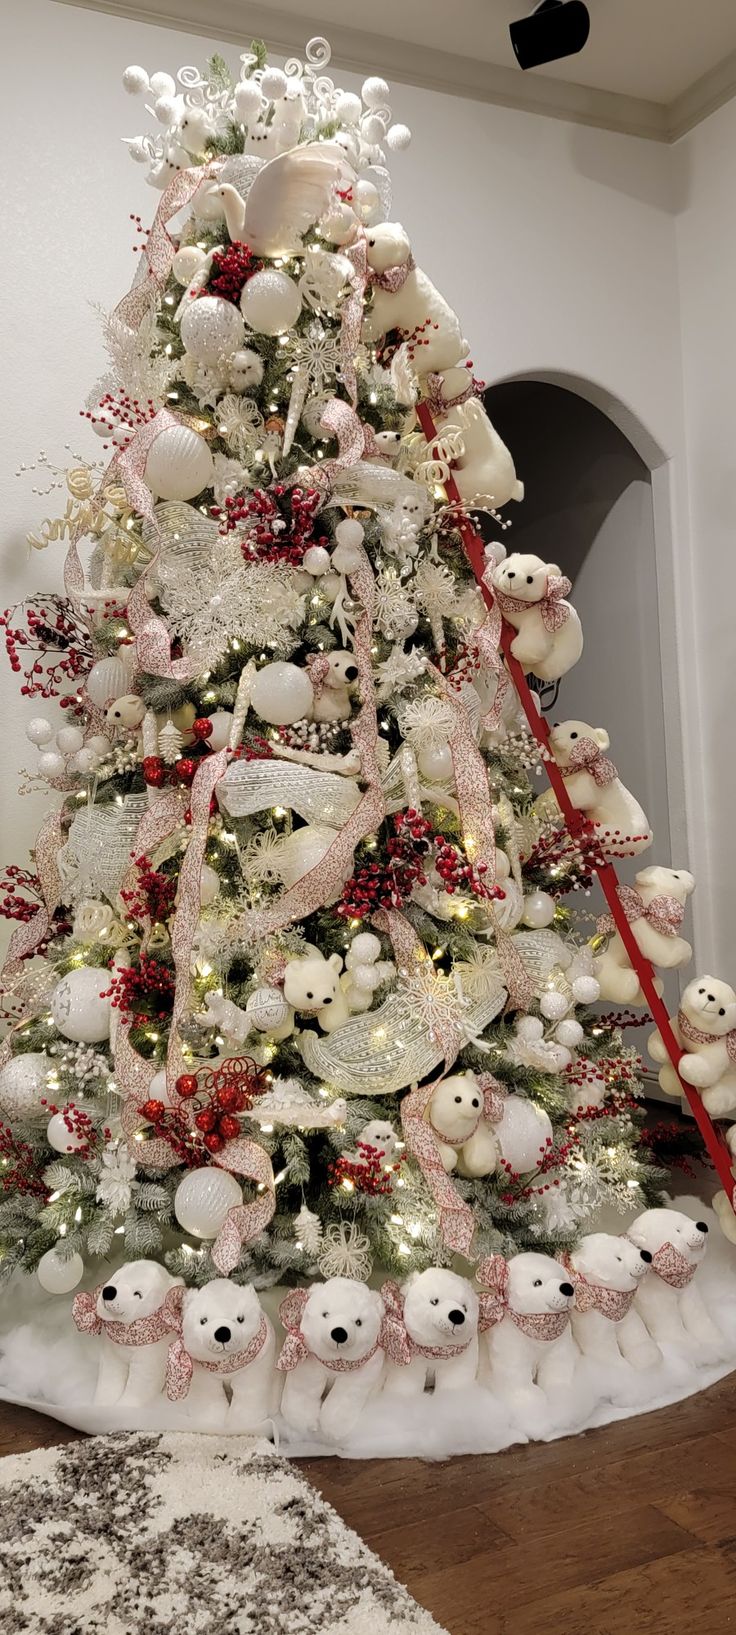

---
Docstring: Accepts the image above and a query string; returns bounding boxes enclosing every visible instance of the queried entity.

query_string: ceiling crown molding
[54,0,736,143]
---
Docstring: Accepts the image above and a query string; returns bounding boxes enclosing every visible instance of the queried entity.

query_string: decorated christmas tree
[0,36,670,1314]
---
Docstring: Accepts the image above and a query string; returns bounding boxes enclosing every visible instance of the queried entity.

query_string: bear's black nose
[506,570,515,579]
[330,1326,348,1345]
[448,1309,466,1326]
[345,665,358,682]
[640,1250,653,1263]
[696,1222,709,1234]
[214,1325,231,1344]
[102,1285,116,1302]
[707,993,715,1002]
[559,1282,574,1297]
[322,995,332,1004]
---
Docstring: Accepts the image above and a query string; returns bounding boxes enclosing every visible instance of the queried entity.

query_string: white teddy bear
[340,931,395,1014]
[72,1260,183,1407]
[422,387,524,510]
[566,1232,660,1372]
[307,649,360,724]
[426,1071,498,1178]
[649,975,736,1116]
[278,1277,387,1439]
[627,1208,724,1357]
[362,223,469,395]
[546,720,652,857]
[479,1251,577,1424]
[164,1279,278,1430]
[594,865,694,1004]
[490,554,583,682]
[382,1268,481,1396]
[283,950,350,1034]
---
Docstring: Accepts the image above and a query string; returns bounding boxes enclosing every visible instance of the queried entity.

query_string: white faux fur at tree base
[2,1197,736,1459]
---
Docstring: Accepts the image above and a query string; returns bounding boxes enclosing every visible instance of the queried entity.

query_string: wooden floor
[2,1379,735,1635]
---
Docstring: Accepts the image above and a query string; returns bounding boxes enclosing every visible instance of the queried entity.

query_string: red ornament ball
[175,1073,199,1100]
[191,717,214,742]
[217,1113,241,1141]
[176,758,198,785]
[215,1084,240,1112]
[139,1098,165,1123]
[194,1106,217,1133]
[204,1131,224,1153]
[143,755,166,788]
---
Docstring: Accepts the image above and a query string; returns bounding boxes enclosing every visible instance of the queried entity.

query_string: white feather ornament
[242,141,357,257]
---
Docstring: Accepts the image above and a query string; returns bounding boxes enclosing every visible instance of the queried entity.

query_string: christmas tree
[0,37,668,1307]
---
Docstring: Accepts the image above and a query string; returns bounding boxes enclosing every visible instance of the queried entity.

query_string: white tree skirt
[2,1195,735,1460]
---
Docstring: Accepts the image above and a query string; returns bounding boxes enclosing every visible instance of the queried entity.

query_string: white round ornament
[556,1018,584,1048]
[86,655,134,708]
[180,296,245,366]
[261,67,288,99]
[26,717,54,746]
[572,975,600,1004]
[319,202,358,246]
[172,245,207,285]
[154,93,178,125]
[386,123,411,151]
[353,179,380,224]
[127,140,150,165]
[349,932,381,965]
[417,743,453,781]
[174,1167,242,1238]
[56,725,84,755]
[246,986,292,1032]
[145,425,214,501]
[0,1053,50,1119]
[204,710,233,751]
[240,270,302,336]
[540,991,569,1022]
[87,733,112,757]
[522,890,556,929]
[362,76,390,108]
[361,114,386,144]
[234,80,264,120]
[50,968,111,1043]
[38,751,66,780]
[496,1097,553,1173]
[148,1067,177,1108]
[335,90,362,123]
[72,747,102,774]
[47,1111,88,1153]
[149,70,175,97]
[302,545,331,576]
[123,65,149,94]
[516,1015,544,1042]
[250,661,313,726]
[37,1248,85,1295]
[199,863,220,906]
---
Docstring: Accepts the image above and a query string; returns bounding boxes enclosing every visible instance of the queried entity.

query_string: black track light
[510,0,590,72]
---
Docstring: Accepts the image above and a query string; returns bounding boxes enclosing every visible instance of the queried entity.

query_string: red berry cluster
[434,835,506,905]
[0,865,43,924]
[0,597,92,701]
[212,485,328,567]
[129,212,150,253]
[497,1133,580,1206]
[207,240,262,302]
[597,1010,652,1030]
[0,1122,48,1198]
[80,391,157,451]
[106,956,176,1028]
[40,1101,108,1161]
[638,1120,704,1178]
[328,1143,401,1196]
[139,1056,269,1162]
[142,755,199,789]
[337,810,434,920]
[120,854,177,927]
[444,644,483,691]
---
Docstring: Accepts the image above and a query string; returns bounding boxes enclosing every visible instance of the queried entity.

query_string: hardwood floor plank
[464,1545,736,1635]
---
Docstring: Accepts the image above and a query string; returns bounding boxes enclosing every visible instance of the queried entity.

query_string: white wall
[0,0,711,966]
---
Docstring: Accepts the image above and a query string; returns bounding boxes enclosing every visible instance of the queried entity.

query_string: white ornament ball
[335,91,362,124]
[0,1053,50,1119]
[86,654,134,708]
[353,179,381,224]
[87,733,112,757]
[572,975,601,1004]
[362,76,390,108]
[127,140,150,165]
[302,545,331,576]
[154,93,179,126]
[204,710,233,751]
[386,123,412,151]
[496,1097,553,1173]
[540,991,569,1022]
[335,518,365,550]
[245,987,292,1032]
[148,1067,177,1108]
[145,425,214,501]
[240,269,302,336]
[37,1248,85,1295]
[47,1111,88,1154]
[123,65,149,94]
[71,747,99,776]
[229,348,265,389]
[56,725,84,755]
[250,661,313,726]
[149,70,176,97]
[26,717,54,746]
[180,296,245,366]
[319,203,358,246]
[556,1018,584,1048]
[522,890,556,929]
[174,1167,242,1239]
[234,80,264,120]
[172,245,207,285]
[516,1015,545,1042]
[349,932,381,965]
[38,750,66,780]
[50,968,111,1043]
[417,743,454,782]
[261,67,288,100]
[361,113,386,144]
[495,849,511,881]
[199,863,220,906]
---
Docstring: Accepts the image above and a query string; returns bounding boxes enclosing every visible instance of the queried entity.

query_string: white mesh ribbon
[217,759,361,827]
[61,795,149,904]
[143,501,219,577]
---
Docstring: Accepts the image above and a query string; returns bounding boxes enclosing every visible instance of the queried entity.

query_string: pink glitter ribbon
[367,253,415,293]
[564,737,618,787]
[340,238,368,406]
[72,1286,173,1346]
[561,1254,637,1321]
[115,160,224,331]
[596,885,684,941]
[1,807,64,992]
[678,1011,736,1067]
[210,1135,276,1275]
[423,371,473,422]
[305,651,332,696]
[291,396,371,496]
[494,574,572,635]
[276,1287,390,1372]
[475,575,511,734]
[475,1254,571,1339]
[162,1286,269,1400]
[625,1237,696,1290]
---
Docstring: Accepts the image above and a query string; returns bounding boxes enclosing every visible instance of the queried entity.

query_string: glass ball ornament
[0,1052,50,1119]
[145,424,215,501]
[86,654,134,708]
[26,717,54,746]
[250,662,314,726]
[174,1166,243,1239]
[50,968,112,1043]
[172,245,207,285]
[353,179,381,224]
[234,79,264,119]
[122,65,149,94]
[38,750,66,780]
[47,1111,88,1153]
[417,743,453,781]
[204,709,233,752]
[496,1097,553,1173]
[539,990,569,1022]
[240,270,302,336]
[37,1247,85,1294]
[362,76,390,108]
[572,975,601,1004]
[180,296,245,366]
[56,725,84,755]
[246,986,292,1032]
[555,1018,584,1048]
[522,890,556,929]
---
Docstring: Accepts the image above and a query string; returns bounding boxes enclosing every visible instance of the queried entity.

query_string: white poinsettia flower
[95,1142,138,1214]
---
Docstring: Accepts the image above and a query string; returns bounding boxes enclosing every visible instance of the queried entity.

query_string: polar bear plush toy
[283,950,350,1033]
[382,1268,481,1396]
[164,1279,278,1430]
[490,555,583,683]
[72,1260,183,1407]
[627,1208,723,1357]
[594,865,694,1004]
[362,223,469,394]
[566,1233,660,1372]
[546,720,652,857]
[307,650,360,724]
[424,389,524,510]
[479,1251,577,1422]
[426,1071,498,1178]
[277,1277,387,1439]
[648,976,736,1117]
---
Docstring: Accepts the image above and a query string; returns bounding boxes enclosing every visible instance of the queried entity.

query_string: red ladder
[416,398,735,1207]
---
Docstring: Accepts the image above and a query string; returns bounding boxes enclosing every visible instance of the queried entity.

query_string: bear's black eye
[533,1278,543,1287]
[699,987,705,994]
[200,1316,207,1325]
[368,237,375,246]
[322,1312,329,1319]
[471,1098,480,1109]
[454,1095,462,1104]
[570,732,578,740]
[355,1318,362,1328]
[526,575,534,584]
[133,1291,142,1299]
[720,1008,726,1016]
[674,873,680,879]
[237,1315,245,1324]
[306,991,313,1000]
[430,1297,439,1306]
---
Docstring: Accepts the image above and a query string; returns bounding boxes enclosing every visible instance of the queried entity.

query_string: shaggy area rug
[0,1432,448,1634]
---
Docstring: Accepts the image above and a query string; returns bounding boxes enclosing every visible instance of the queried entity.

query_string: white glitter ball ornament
[0,1052,50,1119]
[245,986,292,1032]
[362,76,390,108]
[174,1167,242,1238]
[250,661,314,725]
[50,968,111,1043]
[234,80,263,120]
[145,425,214,501]
[495,1097,553,1173]
[37,1248,85,1295]
[26,717,54,746]
[204,710,234,751]
[240,269,302,336]
[47,1111,89,1153]
[539,991,569,1022]
[180,296,245,366]
[122,65,149,94]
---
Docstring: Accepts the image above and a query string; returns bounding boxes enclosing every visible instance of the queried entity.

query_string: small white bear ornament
[72,1260,183,1406]
[627,1208,724,1358]
[164,1279,278,1430]
[426,1070,502,1178]
[649,976,736,1117]
[382,1268,481,1396]
[277,1277,391,1439]
[545,720,652,857]
[565,1233,660,1372]
[478,1251,577,1426]
[283,950,350,1033]
[594,866,694,1004]
[490,554,583,682]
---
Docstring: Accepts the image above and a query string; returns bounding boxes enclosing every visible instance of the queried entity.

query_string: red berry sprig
[207,240,262,302]
[106,956,176,1028]
[434,834,507,905]
[120,854,176,928]
[0,597,92,702]
[138,1057,270,1166]
[337,810,433,920]
[0,1122,49,1198]
[328,1143,402,1196]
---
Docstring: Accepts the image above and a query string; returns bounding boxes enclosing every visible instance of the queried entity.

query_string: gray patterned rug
[0,1432,448,1634]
